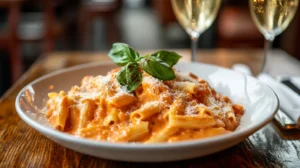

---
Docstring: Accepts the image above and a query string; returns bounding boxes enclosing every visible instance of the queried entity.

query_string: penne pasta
[232,104,244,115]
[163,96,186,119]
[198,106,214,117]
[79,125,106,137]
[173,81,198,94]
[130,101,162,122]
[146,125,178,143]
[126,122,149,141]
[78,99,95,129]
[103,107,119,126]
[226,111,237,124]
[47,91,69,131]
[109,93,136,107]
[46,66,244,143]
[169,114,216,129]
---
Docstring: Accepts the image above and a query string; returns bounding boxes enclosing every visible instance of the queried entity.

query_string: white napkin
[258,74,300,125]
[291,77,300,89]
[232,64,300,125]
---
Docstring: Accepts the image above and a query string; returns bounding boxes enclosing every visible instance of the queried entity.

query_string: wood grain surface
[1,49,300,168]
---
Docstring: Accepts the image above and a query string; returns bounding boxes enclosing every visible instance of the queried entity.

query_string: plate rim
[15,61,279,149]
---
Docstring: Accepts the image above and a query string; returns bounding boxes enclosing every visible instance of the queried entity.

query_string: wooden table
[1,49,300,167]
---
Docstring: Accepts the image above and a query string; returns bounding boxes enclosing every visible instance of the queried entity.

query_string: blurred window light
[124,0,146,8]
[18,12,44,40]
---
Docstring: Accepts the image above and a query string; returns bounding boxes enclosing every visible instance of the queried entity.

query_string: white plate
[15,62,279,162]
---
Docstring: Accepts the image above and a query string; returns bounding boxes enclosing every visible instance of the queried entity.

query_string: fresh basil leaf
[108,43,140,66]
[117,62,142,92]
[116,67,127,86]
[139,57,176,80]
[151,50,182,67]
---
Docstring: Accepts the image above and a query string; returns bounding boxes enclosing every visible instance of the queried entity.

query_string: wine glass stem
[261,39,273,74]
[191,37,199,62]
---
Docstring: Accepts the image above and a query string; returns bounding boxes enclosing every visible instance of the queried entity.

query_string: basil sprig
[109,43,181,92]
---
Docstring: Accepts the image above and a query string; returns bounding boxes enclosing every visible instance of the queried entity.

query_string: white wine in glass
[171,0,221,62]
[249,0,299,73]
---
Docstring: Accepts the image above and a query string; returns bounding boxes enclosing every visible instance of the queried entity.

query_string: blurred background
[0,0,299,96]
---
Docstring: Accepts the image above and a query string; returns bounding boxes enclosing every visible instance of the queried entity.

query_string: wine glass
[171,0,221,62]
[249,0,299,73]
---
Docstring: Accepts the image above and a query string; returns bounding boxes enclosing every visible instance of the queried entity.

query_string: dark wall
[0,52,10,96]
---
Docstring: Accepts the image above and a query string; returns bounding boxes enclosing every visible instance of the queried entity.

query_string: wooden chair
[0,0,23,82]
[79,0,122,50]
[21,0,67,53]
[0,0,68,82]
